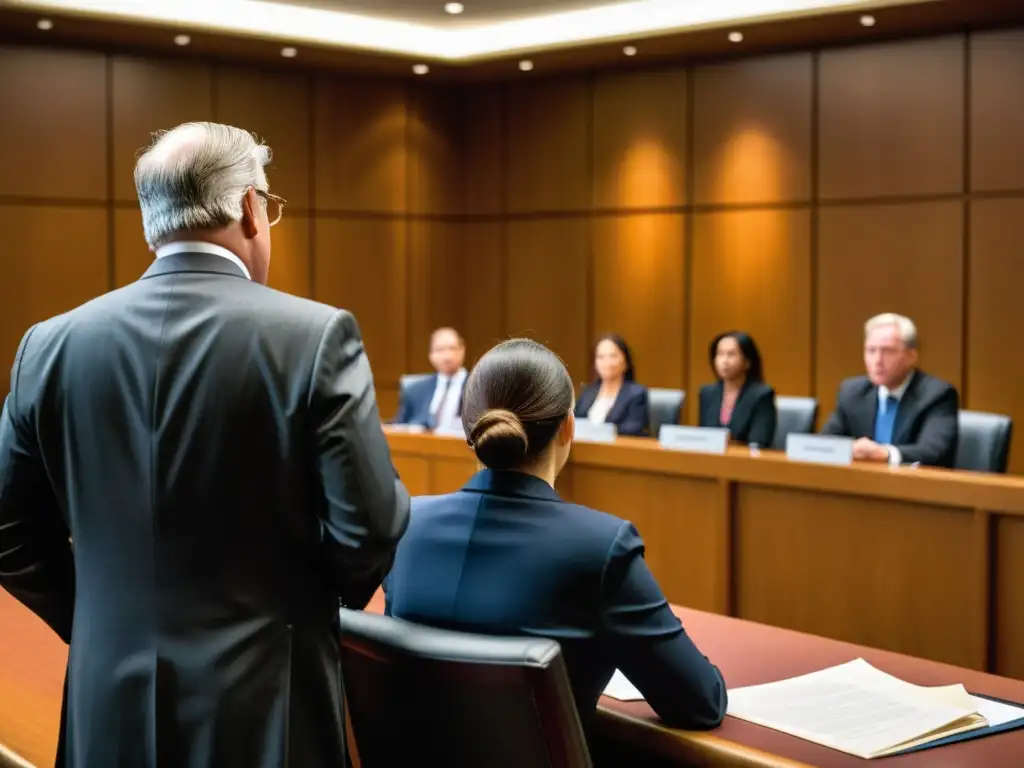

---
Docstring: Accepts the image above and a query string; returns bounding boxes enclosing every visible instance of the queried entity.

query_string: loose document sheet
[726,658,993,759]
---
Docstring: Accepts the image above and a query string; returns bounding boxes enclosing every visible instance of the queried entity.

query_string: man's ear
[240,187,261,239]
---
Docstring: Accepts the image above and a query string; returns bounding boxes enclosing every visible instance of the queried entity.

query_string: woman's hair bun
[469,408,529,470]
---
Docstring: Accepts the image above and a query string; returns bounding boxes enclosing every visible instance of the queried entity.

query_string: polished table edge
[596,708,815,768]
[0,742,35,768]
[384,431,1024,514]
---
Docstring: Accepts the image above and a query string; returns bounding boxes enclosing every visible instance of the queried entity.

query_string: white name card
[785,434,854,466]
[382,423,426,434]
[433,423,467,439]
[574,421,618,443]
[658,425,729,454]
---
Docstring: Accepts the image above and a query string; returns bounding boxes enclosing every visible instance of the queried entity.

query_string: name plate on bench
[785,434,854,466]
[574,421,618,443]
[658,425,729,454]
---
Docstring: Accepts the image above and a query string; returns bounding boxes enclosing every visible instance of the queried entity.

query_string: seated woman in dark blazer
[384,339,726,743]
[574,334,650,436]
[698,331,777,447]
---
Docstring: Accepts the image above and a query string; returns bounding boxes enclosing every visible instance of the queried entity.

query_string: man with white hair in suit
[0,122,409,767]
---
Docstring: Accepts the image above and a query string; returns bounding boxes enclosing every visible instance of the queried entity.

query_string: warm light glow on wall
[713,125,786,204]
[614,137,681,208]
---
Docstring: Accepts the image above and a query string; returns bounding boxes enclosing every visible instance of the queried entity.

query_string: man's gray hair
[864,312,918,349]
[134,122,271,249]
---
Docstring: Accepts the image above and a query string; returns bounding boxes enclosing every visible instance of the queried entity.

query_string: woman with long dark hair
[698,330,777,446]
[574,333,650,436]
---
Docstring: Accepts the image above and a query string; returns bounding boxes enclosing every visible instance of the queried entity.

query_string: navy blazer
[574,380,650,436]
[384,470,727,740]
[820,370,959,467]
[392,374,464,428]
[698,380,777,447]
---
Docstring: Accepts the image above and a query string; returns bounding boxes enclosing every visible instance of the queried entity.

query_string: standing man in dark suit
[821,313,959,467]
[392,327,467,430]
[0,122,410,767]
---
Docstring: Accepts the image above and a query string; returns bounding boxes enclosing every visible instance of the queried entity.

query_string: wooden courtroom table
[385,431,1024,681]
[5,587,1023,768]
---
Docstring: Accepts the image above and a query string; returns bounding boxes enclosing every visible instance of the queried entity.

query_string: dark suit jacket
[698,380,777,446]
[820,370,959,467]
[0,252,410,768]
[393,374,465,428]
[574,380,650,437]
[383,470,727,741]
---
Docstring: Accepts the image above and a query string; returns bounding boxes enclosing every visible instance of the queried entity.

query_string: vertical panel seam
[308,74,317,301]
[105,54,115,292]
[961,32,972,406]
[499,83,510,339]
[683,63,696,418]
[585,72,596,380]
[809,50,821,402]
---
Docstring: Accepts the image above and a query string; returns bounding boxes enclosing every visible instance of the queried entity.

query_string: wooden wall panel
[815,202,964,420]
[819,36,964,199]
[506,220,590,382]
[591,214,686,388]
[592,69,688,210]
[460,87,504,216]
[971,29,1024,192]
[408,86,461,215]
[460,223,505,366]
[693,53,813,205]
[408,221,463,372]
[313,78,408,212]
[506,78,590,213]
[0,46,106,200]
[113,208,149,288]
[267,216,312,299]
[0,206,109,386]
[967,199,1024,474]
[313,218,407,384]
[111,57,213,202]
[690,210,813,404]
[214,68,312,209]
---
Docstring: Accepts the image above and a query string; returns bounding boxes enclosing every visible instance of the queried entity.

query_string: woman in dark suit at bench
[698,330,777,447]
[384,339,726,744]
[574,334,650,436]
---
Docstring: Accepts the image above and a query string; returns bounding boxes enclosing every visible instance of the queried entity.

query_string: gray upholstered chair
[648,388,686,438]
[955,410,1013,473]
[399,372,434,396]
[339,609,592,767]
[771,396,819,451]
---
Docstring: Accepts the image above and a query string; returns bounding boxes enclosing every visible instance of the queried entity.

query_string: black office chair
[955,410,1013,473]
[339,609,592,768]
[771,396,819,451]
[648,388,686,438]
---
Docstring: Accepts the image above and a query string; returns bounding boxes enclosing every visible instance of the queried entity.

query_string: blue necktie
[874,395,899,445]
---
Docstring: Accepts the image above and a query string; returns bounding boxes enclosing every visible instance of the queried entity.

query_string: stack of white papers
[726,659,1023,759]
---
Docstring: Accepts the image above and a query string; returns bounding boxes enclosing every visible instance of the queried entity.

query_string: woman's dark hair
[592,333,636,382]
[462,339,574,471]
[708,331,765,383]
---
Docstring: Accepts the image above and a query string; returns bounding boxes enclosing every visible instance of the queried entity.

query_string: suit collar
[879,370,915,403]
[463,469,563,504]
[142,251,250,281]
[580,379,635,419]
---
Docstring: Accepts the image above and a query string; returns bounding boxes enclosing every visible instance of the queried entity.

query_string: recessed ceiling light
[412,63,429,75]
[36,18,53,30]
[623,45,637,57]
[728,31,743,43]
[860,14,876,27]
[174,34,191,46]
[518,59,534,71]
[444,2,464,14]
[281,46,298,58]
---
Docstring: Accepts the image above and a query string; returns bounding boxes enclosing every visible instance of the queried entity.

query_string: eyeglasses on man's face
[254,188,286,227]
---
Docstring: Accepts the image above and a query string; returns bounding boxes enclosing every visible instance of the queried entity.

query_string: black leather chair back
[771,396,819,450]
[648,388,686,438]
[339,609,592,768]
[955,410,1013,473]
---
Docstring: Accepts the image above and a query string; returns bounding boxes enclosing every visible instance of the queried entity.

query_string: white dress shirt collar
[879,370,914,407]
[154,241,251,280]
